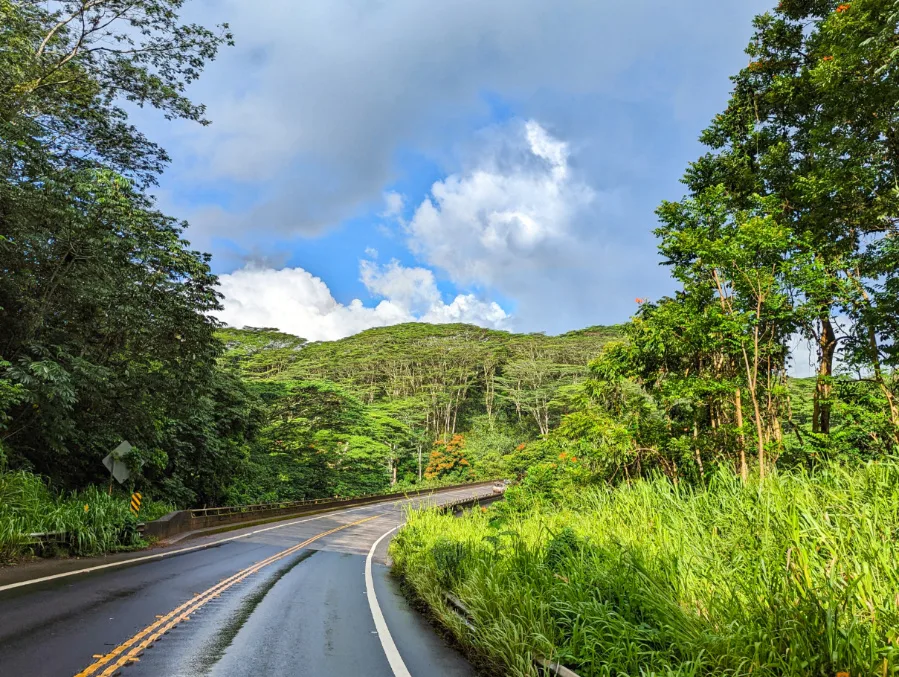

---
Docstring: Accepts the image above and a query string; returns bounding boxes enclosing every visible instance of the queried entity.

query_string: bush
[543,527,585,572]
[0,470,174,560]
[391,462,899,676]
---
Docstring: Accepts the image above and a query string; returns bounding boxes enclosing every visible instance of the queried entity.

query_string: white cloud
[215,261,508,341]
[408,120,593,290]
[404,119,650,332]
[381,192,406,222]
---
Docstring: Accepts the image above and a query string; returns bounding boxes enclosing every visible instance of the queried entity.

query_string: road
[0,486,492,677]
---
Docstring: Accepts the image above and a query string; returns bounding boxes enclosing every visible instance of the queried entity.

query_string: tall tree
[0,0,236,492]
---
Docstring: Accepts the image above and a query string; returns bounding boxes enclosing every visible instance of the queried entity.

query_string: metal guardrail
[441,593,581,676]
[19,482,507,550]
[25,531,66,545]
[188,481,508,519]
[189,495,357,518]
[437,490,504,513]
[436,518,583,677]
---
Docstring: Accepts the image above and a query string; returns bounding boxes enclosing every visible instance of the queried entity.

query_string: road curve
[0,486,490,677]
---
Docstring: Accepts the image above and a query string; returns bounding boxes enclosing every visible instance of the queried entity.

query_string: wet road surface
[0,486,490,677]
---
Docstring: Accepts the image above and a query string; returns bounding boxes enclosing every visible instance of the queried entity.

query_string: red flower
[836,3,850,12]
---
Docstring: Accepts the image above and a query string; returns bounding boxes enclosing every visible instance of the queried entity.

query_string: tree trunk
[750,388,766,481]
[812,317,837,435]
[865,325,899,445]
[735,388,748,482]
[693,421,705,485]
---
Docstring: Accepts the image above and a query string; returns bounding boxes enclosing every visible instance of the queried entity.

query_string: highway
[0,486,491,677]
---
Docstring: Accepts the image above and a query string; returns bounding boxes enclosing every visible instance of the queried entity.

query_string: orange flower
[516,443,526,451]
[836,3,850,12]
[570,456,578,463]
[836,672,850,677]
[822,56,834,62]
[635,297,646,304]
[559,452,568,460]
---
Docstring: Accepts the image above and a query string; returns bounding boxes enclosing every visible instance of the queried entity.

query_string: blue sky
[142,0,774,342]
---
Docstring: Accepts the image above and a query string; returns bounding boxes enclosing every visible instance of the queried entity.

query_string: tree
[657,190,797,477]
[0,0,236,496]
[424,434,473,482]
[681,0,899,443]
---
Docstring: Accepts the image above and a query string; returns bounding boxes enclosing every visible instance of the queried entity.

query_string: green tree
[0,0,237,497]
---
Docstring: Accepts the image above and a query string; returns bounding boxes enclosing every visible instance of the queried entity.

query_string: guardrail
[142,480,506,542]
[440,577,581,677]
[24,531,66,545]
[437,491,505,514]
[189,491,405,519]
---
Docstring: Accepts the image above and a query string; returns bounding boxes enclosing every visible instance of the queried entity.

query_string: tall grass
[391,463,899,676]
[0,471,175,560]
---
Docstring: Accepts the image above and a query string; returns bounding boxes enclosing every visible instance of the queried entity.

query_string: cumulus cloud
[215,261,508,341]
[404,119,651,332]
[408,120,593,287]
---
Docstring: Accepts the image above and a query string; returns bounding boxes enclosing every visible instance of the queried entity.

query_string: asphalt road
[0,486,492,677]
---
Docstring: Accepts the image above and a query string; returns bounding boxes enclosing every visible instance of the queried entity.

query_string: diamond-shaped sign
[102,441,133,484]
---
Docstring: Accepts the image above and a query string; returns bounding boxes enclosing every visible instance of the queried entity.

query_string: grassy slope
[392,464,899,676]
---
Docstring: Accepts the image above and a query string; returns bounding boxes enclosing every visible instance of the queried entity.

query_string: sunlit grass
[0,471,175,559]
[392,462,899,676]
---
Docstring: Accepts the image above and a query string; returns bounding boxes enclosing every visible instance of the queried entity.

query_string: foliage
[0,0,246,505]
[511,0,899,490]
[0,470,173,560]
[215,324,623,501]
[393,462,899,676]
[424,434,473,481]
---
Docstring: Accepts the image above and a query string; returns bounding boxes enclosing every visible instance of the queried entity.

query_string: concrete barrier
[142,480,502,541]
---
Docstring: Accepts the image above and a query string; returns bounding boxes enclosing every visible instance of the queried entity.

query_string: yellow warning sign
[130,492,142,516]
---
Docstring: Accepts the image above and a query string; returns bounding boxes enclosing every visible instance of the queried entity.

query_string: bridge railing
[144,479,505,541]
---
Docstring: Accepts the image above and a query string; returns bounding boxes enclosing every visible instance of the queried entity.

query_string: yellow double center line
[74,514,383,677]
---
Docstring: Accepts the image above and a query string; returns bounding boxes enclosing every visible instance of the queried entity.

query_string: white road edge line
[366,525,412,677]
[0,487,475,593]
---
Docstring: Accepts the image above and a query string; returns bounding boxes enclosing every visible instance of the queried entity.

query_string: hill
[215,322,625,502]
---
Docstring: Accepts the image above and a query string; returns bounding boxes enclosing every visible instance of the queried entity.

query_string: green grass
[391,463,899,676]
[0,470,175,560]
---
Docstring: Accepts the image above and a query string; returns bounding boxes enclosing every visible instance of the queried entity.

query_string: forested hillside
[216,323,622,503]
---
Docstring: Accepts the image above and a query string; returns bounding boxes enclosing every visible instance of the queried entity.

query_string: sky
[142,0,777,344]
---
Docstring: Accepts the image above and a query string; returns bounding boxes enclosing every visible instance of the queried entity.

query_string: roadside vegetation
[0,471,174,560]
[394,463,899,676]
[392,1,899,674]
